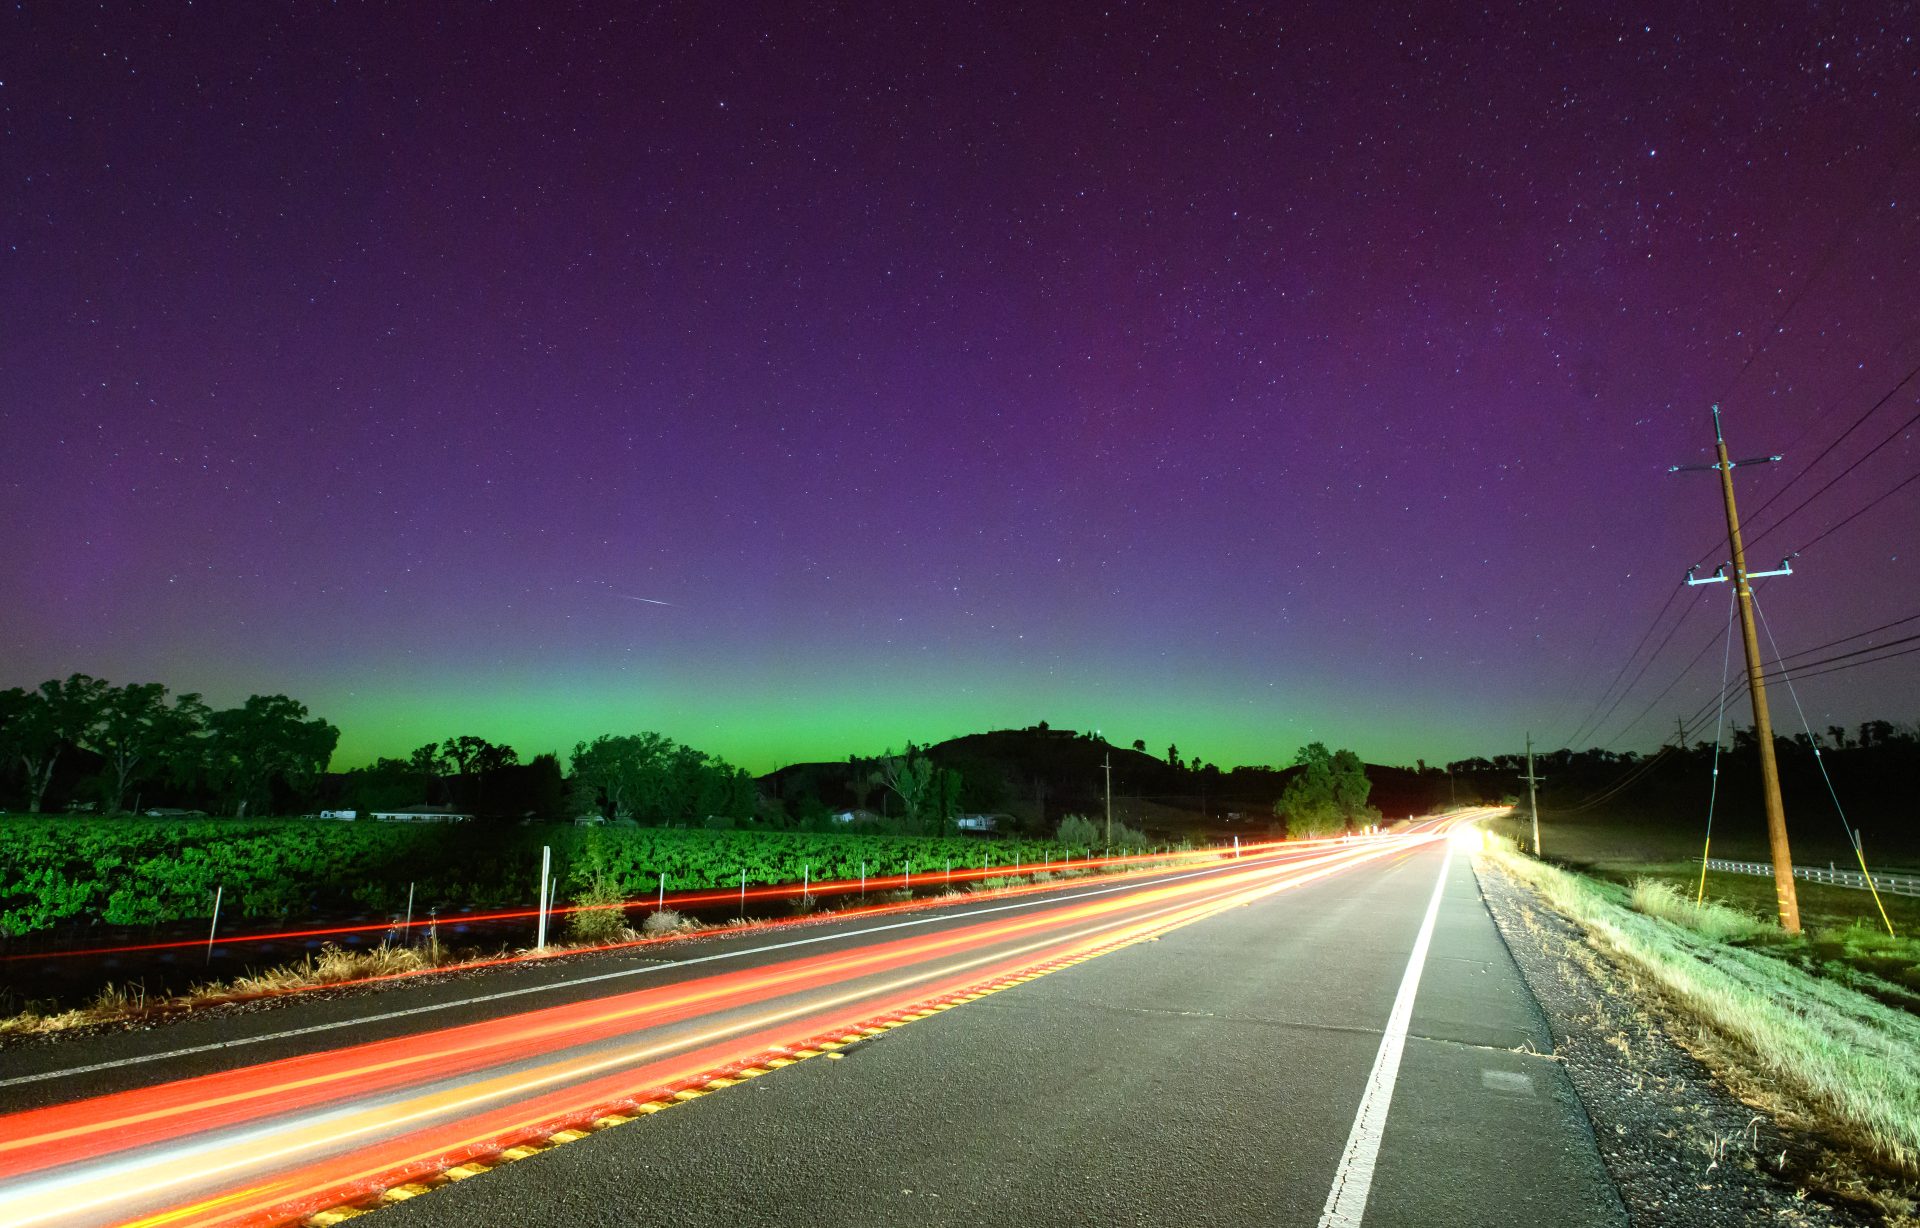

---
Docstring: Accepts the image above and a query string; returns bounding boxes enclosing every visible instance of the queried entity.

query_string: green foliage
[0,817,1095,936]
[1056,813,1098,847]
[0,674,111,813]
[205,695,340,817]
[569,732,753,825]
[566,873,637,945]
[1274,742,1379,837]
[85,683,209,813]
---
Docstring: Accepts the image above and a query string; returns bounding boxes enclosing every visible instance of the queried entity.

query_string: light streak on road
[0,813,1490,1228]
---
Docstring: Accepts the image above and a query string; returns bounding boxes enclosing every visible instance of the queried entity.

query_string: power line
[1789,468,1920,556]
[1737,360,1920,539]
[1746,401,1920,553]
[1557,586,1686,749]
[1688,359,1920,571]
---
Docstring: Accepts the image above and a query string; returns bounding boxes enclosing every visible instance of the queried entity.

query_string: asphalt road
[0,823,1627,1226]
[375,837,1626,1228]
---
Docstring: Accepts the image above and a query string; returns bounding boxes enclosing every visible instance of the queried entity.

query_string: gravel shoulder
[1472,855,1891,1227]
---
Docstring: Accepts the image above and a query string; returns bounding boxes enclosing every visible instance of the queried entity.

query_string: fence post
[536,846,550,949]
[206,885,222,963]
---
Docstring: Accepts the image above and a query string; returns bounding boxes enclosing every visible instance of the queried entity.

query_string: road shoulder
[1472,855,1879,1227]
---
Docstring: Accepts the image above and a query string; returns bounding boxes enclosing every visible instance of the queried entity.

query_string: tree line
[0,676,337,817]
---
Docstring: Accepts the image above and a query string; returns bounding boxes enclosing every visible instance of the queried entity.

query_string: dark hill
[758,725,1452,839]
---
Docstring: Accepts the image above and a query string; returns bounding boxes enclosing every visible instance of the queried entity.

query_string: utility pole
[1103,753,1113,844]
[1674,715,1688,752]
[1671,404,1802,932]
[1521,733,1545,856]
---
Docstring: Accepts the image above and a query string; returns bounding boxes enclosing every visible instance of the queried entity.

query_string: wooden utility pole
[1675,716,1689,751]
[1521,733,1544,855]
[1672,405,1801,932]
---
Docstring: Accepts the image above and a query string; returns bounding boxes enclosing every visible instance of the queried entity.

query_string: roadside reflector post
[946,857,951,886]
[740,867,746,919]
[1233,836,1240,858]
[860,860,866,895]
[206,885,223,964]
[905,860,911,893]
[536,846,551,949]
[803,864,809,901]
[404,881,415,943]
[657,872,664,912]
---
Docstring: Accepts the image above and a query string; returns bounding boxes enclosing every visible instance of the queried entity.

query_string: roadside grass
[1492,808,1920,1004]
[1482,837,1920,1178]
[1628,878,1771,943]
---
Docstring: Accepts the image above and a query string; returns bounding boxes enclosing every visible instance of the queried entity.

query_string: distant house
[830,809,882,825]
[143,807,207,818]
[368,805,472,824]
[317,809,358,821]
[954,813,1001,833]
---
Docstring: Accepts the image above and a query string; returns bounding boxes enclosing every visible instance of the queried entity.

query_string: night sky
[3,4,1916,774]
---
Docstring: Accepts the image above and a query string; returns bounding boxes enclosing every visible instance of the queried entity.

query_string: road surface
[0,818,1624,1226]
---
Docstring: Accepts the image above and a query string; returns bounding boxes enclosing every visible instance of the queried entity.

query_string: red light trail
[0,814,1483,1228]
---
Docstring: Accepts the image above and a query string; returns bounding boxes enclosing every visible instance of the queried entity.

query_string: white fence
[1703,858,1920,898]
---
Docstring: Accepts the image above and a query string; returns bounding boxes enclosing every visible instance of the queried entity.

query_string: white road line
[1317,839,1455,1228]
[1,850,1365,1090]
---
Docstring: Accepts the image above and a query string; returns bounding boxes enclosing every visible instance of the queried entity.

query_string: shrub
[567,875,638,945]
[1057,814,1098,846]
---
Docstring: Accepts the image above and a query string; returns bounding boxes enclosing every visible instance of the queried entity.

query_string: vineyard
[0,817,1119,937]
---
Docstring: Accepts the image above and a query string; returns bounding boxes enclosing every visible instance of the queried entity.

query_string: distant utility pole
[1671,404,1802,933]
[1674,715,1688,752]
[1521,733,1545,856]
[1103,753,1113,844]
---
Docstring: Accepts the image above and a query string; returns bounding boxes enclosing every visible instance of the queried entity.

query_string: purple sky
[2,4,1916,773]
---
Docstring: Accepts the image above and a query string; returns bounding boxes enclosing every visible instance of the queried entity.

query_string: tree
[341,757,422,812]
[568,733,752,825]
[1329,748,1378,827]
[931,766,964,832]
[84,683,208,813]
[439,735,518,812]
[409,742,442,799]
[205,695,340,817]
[879,747,935,831]
[1167,743,1180,767]
[1273,743,1377,837]
[0,674,110,813]
[1131,739,1146,753]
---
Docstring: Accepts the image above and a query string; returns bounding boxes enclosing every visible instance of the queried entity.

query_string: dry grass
[1629,877,1772,944]
[1485,837,1920,1177]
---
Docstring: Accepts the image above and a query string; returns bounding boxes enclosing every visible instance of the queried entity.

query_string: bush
[1057,814,1098,847]
[566,875,637,945]
[640,908,686,937]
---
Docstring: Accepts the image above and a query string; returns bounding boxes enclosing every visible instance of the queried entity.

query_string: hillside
[758,725,1450,839]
